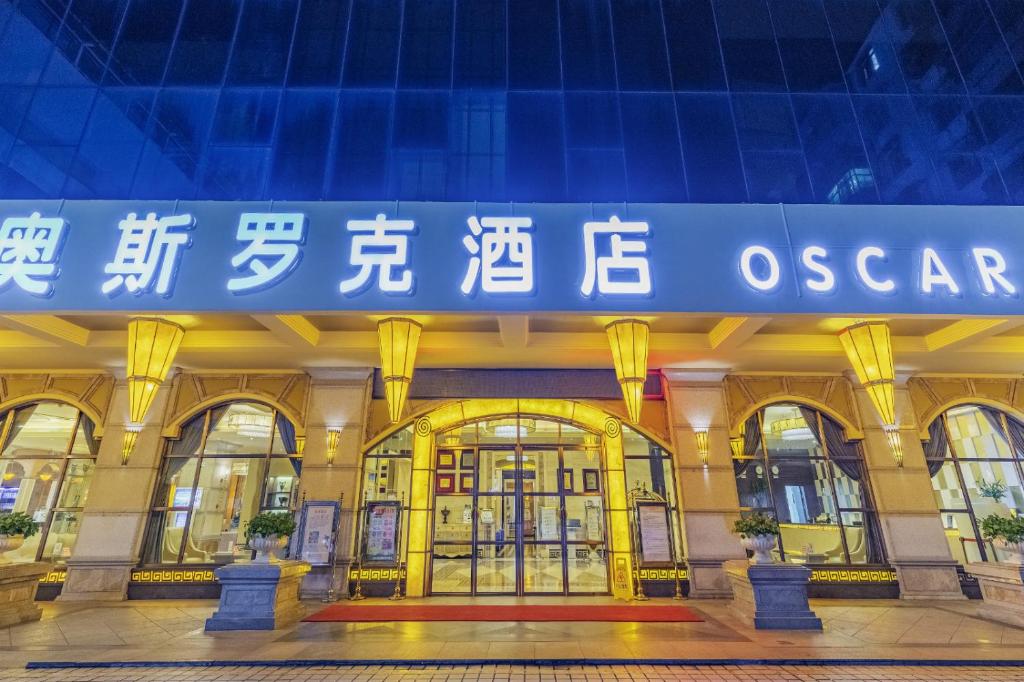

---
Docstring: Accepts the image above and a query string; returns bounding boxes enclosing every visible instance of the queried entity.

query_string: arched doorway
[430,416,608,595]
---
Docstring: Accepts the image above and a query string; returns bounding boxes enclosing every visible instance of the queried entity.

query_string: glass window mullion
[941,413,987,561]
[817,412,853,564]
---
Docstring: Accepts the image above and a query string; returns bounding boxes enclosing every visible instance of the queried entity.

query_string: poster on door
[364,501,401,564]
[636,501,673,564]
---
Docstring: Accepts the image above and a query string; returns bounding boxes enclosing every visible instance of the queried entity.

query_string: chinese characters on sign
[0,209,654,301]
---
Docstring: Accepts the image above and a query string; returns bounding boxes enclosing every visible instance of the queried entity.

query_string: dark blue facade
[1,0,1023,205]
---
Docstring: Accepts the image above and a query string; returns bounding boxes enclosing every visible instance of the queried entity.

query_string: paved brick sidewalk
[5,664,1024,682]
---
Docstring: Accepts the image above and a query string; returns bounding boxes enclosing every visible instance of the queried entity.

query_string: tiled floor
[0,597,1023,675]
[6,664,1024,682]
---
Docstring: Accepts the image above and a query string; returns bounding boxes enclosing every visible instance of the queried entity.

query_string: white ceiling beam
[924,319,1023,352]
[0,315,89,346]
[708,316,771,350]
[498,315,530,348]
[252,314,320,347]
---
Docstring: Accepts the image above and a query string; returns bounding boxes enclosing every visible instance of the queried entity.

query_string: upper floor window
[926,404,1024,564]
[0,401,98,564]
[142,401,300,565]
[733,403,884,565]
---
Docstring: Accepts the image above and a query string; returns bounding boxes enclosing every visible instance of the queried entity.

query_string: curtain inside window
[742,414,761,456]
[813,410,863,481]
[1005,415,1024,461]
[170,414,206,457]
[80,416,99,456]
[1,404,36,452]
[924,418,949,477]
[275,413,298,456]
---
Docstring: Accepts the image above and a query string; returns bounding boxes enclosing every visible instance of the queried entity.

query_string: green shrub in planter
[733,512,779,538]
[0,512,38,538]
[244,512,297,542]
[980,514,1024,545]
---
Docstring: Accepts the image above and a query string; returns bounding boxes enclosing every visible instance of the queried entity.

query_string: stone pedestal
[725,560,822,630]
[967,561,1024,627]
[205,560,311,631]
[0,562,51,627]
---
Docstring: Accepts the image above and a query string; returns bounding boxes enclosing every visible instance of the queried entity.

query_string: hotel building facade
[0,0,1023,604]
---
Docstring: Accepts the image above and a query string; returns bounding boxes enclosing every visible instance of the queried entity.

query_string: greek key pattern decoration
[810,568,897,583]
[638,568,688,580]
[130,569,217,583]
[349,568,406,581]
[39,569,67,584]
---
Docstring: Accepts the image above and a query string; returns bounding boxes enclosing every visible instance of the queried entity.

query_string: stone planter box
[725,559,822,630]
[966,561,1024,627]
[205,560,311,631]
[0,562,51,627]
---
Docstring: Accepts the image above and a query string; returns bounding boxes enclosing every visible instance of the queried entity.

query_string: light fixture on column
[838,321,902,466]
[378,318,422,423]
[885,426,904,468]
[294,435,306,457]
[326,427,342,466]
[695,429,710,467]
[123,317,184,465]
[606,319,650,424]
[121,425,141,466]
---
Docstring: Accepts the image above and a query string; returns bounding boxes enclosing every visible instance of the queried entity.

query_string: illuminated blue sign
[0,200,1021,315]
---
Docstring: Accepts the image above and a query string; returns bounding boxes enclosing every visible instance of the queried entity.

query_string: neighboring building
[0,0,1022,602]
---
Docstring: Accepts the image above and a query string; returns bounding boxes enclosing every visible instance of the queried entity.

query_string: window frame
[734,403,882,566]
[0,401,98,564]
[928,405,1024,563]
[142,401,300,566]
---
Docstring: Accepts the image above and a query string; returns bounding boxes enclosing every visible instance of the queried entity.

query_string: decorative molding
[161,372,311,438]
[908,376,1024,438]
[809,568,898,583]
[723,374,863,439]
[130,569,216,583]
[0,372,114,437]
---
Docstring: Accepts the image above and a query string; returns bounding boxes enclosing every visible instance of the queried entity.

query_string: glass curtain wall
[142,401,300,565]
[0,401,98,563]
[926,404,1024,564]
[733,403,883,565]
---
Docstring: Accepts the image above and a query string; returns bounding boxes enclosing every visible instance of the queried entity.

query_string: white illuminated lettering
[461,216,534,295]
[228,213,306,294]
[0,212,67,297]
[102,212,194,297]
[339,214,416,296]
[740,245,780,292]
[800,246,835,293]
[855,246,895,293]
[972,247,1016,296]
[921,247,960,295]
[580,216,651,296]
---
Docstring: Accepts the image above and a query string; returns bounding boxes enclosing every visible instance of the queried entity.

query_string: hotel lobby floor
[1,598,1024,670]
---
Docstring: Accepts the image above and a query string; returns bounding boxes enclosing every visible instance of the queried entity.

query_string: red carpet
[303,604,703,623]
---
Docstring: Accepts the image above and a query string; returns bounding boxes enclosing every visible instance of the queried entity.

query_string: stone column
[296,369,373,599]
[854,375,963,599]
[60,380,169,601]
[665,371,745,598]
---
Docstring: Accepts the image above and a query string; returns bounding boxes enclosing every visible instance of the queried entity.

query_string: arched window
[926,404,1024,564]
[0,401,98,564]
[142,401,300,565]
[733,403,883,565]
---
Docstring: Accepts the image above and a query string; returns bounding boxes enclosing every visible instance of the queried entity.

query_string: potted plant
[979,479,1008,503]
[980,513,1024,565]
[244,512,297,563]
[0,512,38,563]
[734,512,780,565]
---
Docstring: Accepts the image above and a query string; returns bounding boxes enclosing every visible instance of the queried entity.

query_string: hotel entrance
[429,418,610,596]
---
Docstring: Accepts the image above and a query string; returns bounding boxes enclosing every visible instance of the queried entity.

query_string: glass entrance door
[430,421,611,596]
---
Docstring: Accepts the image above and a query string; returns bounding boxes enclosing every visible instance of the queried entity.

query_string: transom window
[733,403,883,565]
[926,404,1024,564]
[142,401,300,565]
[0,401,98,564]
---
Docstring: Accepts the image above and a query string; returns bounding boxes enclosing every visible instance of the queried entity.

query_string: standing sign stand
[293,495,344,603]
[351,494,404,601]
[628,483,684,601]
